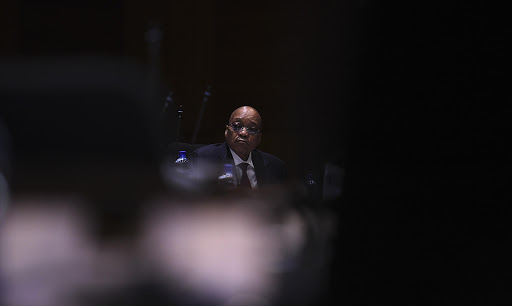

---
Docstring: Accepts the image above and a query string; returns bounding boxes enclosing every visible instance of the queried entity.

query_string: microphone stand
[176,102,183,154]
[158,92,170,126]
[163,91,183,158]
[145,21,163,120]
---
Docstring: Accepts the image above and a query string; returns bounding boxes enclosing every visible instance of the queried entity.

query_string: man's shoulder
[254,149,285,167]
[193,143,224,152]
[191,143,226,158]
[253,149,287,182]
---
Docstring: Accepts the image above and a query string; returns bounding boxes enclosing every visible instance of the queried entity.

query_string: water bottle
[218,163,235,186]
[174,150,190,173]
[305,173,316,186]
[305,173,319,200]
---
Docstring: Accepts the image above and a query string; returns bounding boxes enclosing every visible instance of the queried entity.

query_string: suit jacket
[190,142,287,186]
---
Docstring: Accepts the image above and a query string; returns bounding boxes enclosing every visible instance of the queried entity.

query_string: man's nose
[238,128,249,136]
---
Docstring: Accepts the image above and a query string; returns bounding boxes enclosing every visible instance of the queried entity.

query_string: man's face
[225,107,262,161]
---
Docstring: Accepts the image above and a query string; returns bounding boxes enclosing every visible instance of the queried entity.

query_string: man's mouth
[235,139,248,144]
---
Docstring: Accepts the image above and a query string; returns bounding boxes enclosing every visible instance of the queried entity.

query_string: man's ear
[224,128,228,139]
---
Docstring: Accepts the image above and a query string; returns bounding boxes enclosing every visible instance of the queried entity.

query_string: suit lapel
[251,150,266,186]
[221,142,234,163]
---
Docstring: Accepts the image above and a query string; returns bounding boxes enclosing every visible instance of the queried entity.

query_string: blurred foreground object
[0,56,169,198]
[1,188,336,306]
[0,56,170,305]
[323,163,344,201]
[0,120,10,220]
[0,199,98,306]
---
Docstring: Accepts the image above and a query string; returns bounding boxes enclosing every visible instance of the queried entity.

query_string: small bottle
[305,173,316,186]
[305,173,319,200]
[174,150,190,172]
[218,163,235,186]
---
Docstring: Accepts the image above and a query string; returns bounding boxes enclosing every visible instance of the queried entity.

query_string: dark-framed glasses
[227,123,261,135]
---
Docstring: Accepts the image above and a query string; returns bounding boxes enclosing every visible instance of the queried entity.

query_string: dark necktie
[238,163,251,188]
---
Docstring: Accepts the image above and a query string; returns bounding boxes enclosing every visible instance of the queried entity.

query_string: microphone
[191,85,212,144]
[158,91,172,125]
[163,91,185,156]
[176,102,183,144]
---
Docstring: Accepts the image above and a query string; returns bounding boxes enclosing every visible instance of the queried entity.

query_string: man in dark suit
[191,106,286,188]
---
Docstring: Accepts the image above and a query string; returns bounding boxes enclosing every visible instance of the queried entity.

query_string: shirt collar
[229,148,254,168]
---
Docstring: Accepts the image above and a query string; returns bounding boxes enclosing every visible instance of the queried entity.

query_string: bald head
[225,106,262,161]
[229,106,262,128]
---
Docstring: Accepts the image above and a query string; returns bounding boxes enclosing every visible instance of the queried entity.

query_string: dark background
[1,0,508,304]
[0,0,355,181]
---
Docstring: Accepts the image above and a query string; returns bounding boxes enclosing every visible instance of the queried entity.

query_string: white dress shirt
[229,148,258,188]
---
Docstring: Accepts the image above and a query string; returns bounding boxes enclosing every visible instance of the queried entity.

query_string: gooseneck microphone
[191,85,212,144]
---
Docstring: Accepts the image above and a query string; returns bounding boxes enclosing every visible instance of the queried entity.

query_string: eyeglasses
[227,123,261,135]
